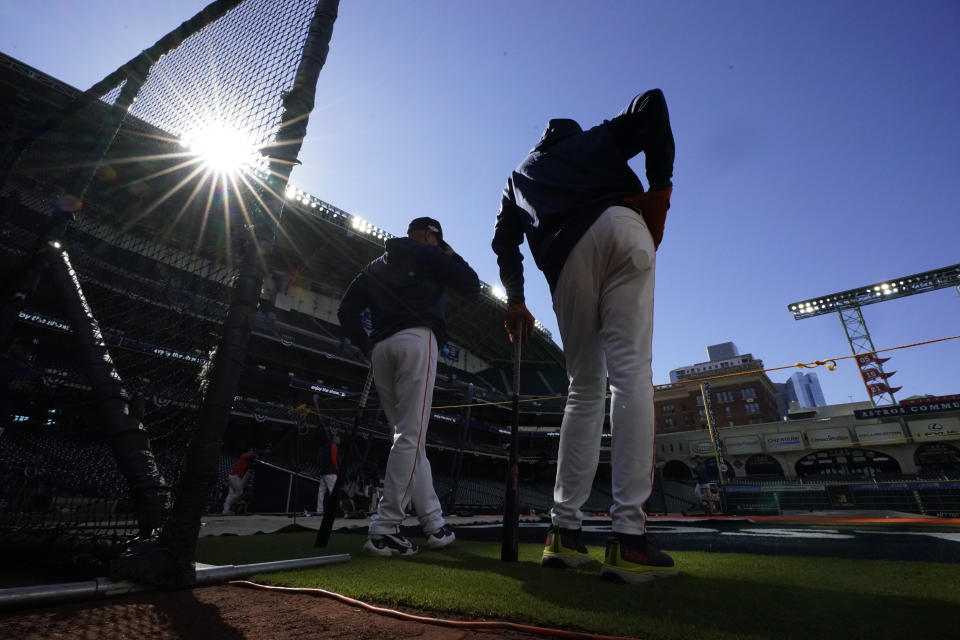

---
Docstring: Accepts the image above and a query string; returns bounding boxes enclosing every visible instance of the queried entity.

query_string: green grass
[197,530,960,640]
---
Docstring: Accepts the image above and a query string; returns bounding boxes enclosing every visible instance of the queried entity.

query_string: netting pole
[114,0,341,588]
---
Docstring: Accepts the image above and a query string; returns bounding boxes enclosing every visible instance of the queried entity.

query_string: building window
[725,406,732,417]
[717,391,734,403]
[741,387,757,400]
[664,417,676,427]
[696,396,704,406]
[728,421,735,427]
[662,404,675,414]
[744,403,761,415]
[698,409,707,420]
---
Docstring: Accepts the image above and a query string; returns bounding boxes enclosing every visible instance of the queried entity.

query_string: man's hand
[504,303,535,345]
[622,186,672,249]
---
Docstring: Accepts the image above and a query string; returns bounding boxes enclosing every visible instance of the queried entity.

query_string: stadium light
[787,262,960,408]
[787,263,960,320]
[491,285,508,303]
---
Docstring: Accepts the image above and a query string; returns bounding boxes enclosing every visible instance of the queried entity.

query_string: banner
[900,394,960,406]
[722,435,762,455]
[854,423,907,445]
[855,353,891,367]
[855,399,960,419]
[860,368,896,383]
[807,427,853,448]
[908,417,960,441]
[691,441,716,456]
[867,382,903,397]
[763,431,805,452]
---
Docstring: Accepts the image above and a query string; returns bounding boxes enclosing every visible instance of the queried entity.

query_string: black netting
[1,0,325,565]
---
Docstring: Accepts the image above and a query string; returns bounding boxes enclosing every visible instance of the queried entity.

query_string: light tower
[787,263,960,407]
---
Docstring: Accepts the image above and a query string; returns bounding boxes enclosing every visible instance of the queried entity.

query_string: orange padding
[647,514,960,526]
[230,580,641,640]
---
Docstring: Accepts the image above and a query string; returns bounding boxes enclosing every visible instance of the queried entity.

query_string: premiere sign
[807,427,853,449]
[763,431,804,452]
[855,399,960,420]
[908,417,960,441]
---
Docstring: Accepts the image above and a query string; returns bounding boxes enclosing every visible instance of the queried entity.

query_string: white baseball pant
[222,473,245,514]
[550,205,657,535]
[316,473,337,513]
[367,327,446,535]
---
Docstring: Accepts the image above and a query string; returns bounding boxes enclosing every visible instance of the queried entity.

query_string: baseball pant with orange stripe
[550,205,657,536]
[368,327,447,535]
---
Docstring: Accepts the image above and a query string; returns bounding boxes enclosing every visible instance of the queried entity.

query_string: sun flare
[181,123,259,175]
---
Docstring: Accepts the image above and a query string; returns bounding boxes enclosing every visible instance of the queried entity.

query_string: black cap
[407,217,444,245]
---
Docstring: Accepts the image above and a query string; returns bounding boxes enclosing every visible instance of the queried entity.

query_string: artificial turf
[196,530,959,640]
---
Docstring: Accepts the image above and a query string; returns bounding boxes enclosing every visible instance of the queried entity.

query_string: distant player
[492,89,677,583]
[338,217,480,556]
[222,447,257,515]
[316,434,340,515]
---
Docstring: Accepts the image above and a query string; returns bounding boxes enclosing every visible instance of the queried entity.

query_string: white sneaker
[423,524,455,550]
[363,532,419,557]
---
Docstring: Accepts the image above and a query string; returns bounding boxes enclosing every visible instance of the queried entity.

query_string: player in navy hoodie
[339,217,479,556]
[493,89,677,583]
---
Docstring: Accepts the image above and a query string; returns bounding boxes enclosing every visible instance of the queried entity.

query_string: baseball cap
[407,217,444,245]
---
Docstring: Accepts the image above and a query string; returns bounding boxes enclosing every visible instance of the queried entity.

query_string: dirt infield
[0,583,544,640]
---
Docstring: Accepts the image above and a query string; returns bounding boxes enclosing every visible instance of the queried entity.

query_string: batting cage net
[1,0,338,582]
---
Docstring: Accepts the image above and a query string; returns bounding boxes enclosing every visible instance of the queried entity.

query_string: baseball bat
[501,321,523,562]
[314,366,374,547]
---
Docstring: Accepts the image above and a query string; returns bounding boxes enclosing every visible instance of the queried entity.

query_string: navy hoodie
[492,89,674,302]
[337,237,480,353]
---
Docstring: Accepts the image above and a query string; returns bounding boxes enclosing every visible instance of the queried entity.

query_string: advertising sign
[763,431,805,452]
[908,417,960,442]
[854,423,907,445]
[691,441,716,456]
[723,435,762,455]
[807,427,853,449]
[855,399,960,420]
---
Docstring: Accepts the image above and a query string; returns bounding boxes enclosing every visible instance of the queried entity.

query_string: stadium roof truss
[787,264,960,320]
[787,263,960,406]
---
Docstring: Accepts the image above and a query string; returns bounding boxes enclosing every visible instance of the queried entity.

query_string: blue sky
[2,0,958,404]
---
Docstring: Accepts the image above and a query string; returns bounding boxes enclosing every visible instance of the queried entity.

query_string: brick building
[654,370,780,434]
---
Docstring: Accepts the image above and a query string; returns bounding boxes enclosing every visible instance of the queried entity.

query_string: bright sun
[181,123,257,174]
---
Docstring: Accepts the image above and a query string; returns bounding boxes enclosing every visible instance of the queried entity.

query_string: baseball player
[338,217,480,556]
[316,434,340,515]
[222,447,257,515]
[491,89,676,583]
